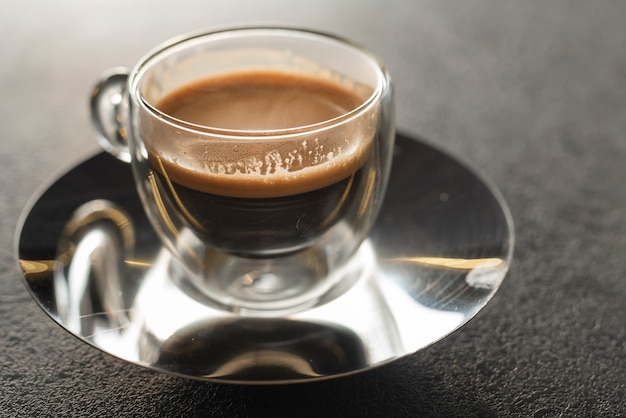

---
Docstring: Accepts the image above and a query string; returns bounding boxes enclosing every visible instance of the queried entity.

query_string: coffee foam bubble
[145,127,373,198]
[200,138,344,175]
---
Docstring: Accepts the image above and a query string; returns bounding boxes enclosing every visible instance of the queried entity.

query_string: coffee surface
[146,70,375,198]
[157,71,362,130]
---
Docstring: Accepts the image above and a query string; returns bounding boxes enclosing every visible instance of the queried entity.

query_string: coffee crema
[143,70,376,199]
[157,71,364,131]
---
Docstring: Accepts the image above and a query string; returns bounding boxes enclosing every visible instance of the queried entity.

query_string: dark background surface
[1,1,624,417]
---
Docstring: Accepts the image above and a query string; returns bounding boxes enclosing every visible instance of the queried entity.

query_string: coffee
[144,70,375,256]
[151,167,365,256]
[156,71,363,132]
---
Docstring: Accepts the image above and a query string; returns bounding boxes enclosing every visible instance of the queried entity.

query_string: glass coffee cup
[91,27,395,314]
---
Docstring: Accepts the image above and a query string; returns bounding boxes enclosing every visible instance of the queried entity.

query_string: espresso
[157,71,363,132]
[146,71,374,256]
[152,168,364,256]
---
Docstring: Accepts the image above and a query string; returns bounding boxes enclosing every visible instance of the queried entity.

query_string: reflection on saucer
[158,318,367,380]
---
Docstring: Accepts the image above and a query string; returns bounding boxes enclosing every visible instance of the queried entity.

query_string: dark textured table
[2,1,625,417]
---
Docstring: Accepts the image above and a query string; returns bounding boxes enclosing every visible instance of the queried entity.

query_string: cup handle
[90,67,131,163]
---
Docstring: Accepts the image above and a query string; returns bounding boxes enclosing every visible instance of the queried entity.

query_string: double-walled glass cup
[92,27,395,314]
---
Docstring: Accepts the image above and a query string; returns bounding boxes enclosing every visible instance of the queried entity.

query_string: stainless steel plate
[16,133,514,384]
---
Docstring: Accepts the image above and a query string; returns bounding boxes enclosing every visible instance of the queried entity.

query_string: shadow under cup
[124,28,395,313]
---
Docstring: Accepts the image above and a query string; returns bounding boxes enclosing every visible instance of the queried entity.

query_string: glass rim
[129,26,390,141]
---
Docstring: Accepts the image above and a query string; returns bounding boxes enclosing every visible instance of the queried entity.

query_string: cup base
[168,234,366,315]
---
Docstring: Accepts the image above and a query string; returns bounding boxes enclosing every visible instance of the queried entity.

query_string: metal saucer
[16,132,514,384]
